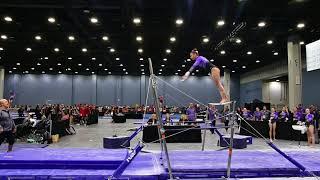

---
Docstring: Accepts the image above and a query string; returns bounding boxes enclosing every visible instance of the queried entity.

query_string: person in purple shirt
[208,104,217,134]
[254,107,263,121]
[182,48,228,103]
[269,107,278,142]
[279,106,289,122]
[242,108,252,120]
[305,108,315,147]
[293,107,303,121]
[186,103,196,122]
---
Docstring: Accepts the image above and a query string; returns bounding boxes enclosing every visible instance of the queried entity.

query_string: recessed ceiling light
[136,36,142,41]
[82,48,88,52]
[163,58,167,61]
[25,71,29,73]
[166,49,171,54]
[210,59,214,62]
[123,68,126,71]
[196,69,199,72]
[67,57,72,60]
[91,57,96,60]
[49,68,53,70]
[170,37,176,42]
[78,64,82,66]
[54,48,59,52]
[158,72,162,75]
[232,70,235,73]
[159,69,163,72]
[1,35,7,39]
[140,64,144,67]
[116,57,120,61]
[108,72,111,74]
[142,72,145,75]
[110,48,115,53]
[120,64,123,66]
[0,47,3,51]
[161,64,165,67]
[138,48,143,53]
[35,35,41,40]
[175,73,178,75]
[4,16,12,22]
[192,73,195,75]
[256,60,260,63]
[13,67,17,70]
[139,58,143,61]
[26,47,32,51]
[217,20,225,26]
[233,59,237,63]
[267,40,273,44]
[42,71,45,74]
[187,59,191,62]
[86,68,90,71]
[258,21,266,27]
[58,71,62,74]
[125,72,128,75]
[300,41,305,45]
[236,38,242,44]
[31,67,35,70]
[182,64,186,67]
[242,66,246,69]
[57,63,61,66]
[75,72,78,74]
[9,71,12,73]
[99,64,102,66]
[16,63,20,66]
[104,68,108,71]
[247,51,252,55]
[92,72,95,74]
[48,17,56,23]
[133,17,141,24]
[90,17,98,24]
[175,18,183,25]
[273,52,279,56]
[177,69,181,72]
[276,79,280,82]
[37,63,41,66]
[203,37,209,43]
[297,23,305,29]
[44,57,48,59]
[222,65,226,68]
[220,50,226,54]
[102,36,109,41]
[68,36,75,41]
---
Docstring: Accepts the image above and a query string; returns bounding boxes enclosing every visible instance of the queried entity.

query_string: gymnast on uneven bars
[181,48,228,103]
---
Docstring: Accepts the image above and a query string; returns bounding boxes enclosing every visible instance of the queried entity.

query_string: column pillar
[287,36,302,109]
[224,69,231,101]
[0,67,5,99]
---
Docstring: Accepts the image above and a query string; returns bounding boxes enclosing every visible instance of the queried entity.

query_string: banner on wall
[306,39,320,72]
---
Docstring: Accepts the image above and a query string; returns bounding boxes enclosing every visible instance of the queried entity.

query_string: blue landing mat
[0,148,126,169]
[0,148,320,179]
[159,150,316,178]
[0,143,48,150]
[0,148,162,180]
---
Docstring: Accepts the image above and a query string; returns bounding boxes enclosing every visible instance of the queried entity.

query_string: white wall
[262,81,288,107]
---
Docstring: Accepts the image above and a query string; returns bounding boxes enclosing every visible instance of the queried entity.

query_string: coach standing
[0,99,16,152]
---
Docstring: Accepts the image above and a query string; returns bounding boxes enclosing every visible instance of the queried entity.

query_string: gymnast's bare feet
[220,99,227,104]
